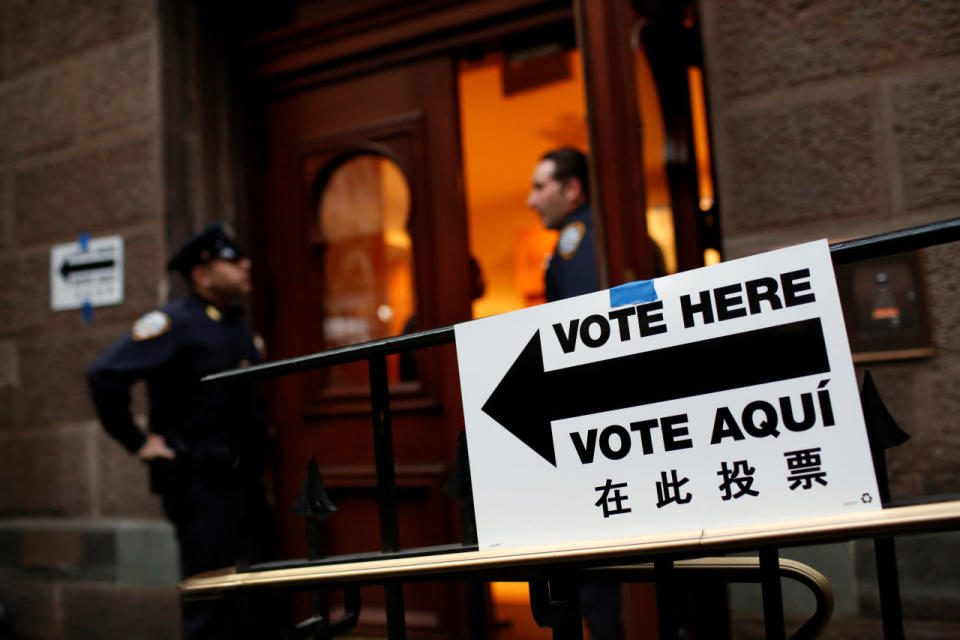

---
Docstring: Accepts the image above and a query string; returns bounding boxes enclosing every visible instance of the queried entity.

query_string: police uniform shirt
[545,204,599,302]
[87,295,263,466]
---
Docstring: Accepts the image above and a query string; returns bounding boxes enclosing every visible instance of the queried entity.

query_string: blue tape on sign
[609,279,658,307]
[79,232,90,252]
[82,300,94,324]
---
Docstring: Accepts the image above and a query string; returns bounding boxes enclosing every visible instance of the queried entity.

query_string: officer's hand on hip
[138,434,176,461]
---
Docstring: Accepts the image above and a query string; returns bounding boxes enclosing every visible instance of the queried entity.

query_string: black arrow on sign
[481,317,831,467]
[60,257,115,279]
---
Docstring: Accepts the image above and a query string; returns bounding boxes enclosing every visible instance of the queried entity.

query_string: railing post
[874,537,905,640]
[654,559,679,640]
[760,547,786,640]
[529,575,583,640]
[861,371,908,640]
[369,354,406,638]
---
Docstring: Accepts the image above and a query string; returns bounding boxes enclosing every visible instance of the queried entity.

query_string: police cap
[166,222,244,275]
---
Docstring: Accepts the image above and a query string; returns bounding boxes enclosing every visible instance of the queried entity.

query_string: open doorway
[458,47,587,319]
[458,44,687,325]
[455,19,716,636]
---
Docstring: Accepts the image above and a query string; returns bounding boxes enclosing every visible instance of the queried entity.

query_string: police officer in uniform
[87,222,274,640]
[527,147,600,303]
[527,147,623,640]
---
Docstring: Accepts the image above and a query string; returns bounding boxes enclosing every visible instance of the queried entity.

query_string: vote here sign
[455,240,880,551]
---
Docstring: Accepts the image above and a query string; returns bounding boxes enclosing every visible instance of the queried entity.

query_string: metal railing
[191,217,960,640]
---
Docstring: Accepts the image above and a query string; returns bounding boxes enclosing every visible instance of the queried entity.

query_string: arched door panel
[258,56,472,637]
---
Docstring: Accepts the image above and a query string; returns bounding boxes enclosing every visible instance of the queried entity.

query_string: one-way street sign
[455,240,880,551]
[50,235,124,311]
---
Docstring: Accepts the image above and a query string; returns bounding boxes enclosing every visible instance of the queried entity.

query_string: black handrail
[204,217,959,640]
[829,217,960,265]
[204,324,455,383]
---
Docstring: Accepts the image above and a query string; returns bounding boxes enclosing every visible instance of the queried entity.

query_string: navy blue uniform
[545,204,599,302]
[88,295,264,460]
[88,294,273,640]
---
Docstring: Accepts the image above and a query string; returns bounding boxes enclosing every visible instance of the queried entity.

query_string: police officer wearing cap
[87,222,274,640]
[527,147,624,640]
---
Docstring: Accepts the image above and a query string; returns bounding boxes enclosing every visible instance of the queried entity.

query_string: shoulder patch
[132,311,171,341]
[558,221,586,259]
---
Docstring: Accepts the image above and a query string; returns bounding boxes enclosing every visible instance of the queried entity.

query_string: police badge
[558,221,586,259]
[131,311,171,341]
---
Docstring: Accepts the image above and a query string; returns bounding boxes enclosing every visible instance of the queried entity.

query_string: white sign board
[455,240,880,551]
[50,235,124,310]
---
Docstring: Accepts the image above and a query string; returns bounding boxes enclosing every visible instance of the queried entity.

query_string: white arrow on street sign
[455,240,880,551]
[50,235,124,311]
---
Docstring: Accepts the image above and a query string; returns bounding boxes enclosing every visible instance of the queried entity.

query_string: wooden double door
[243,3,712,637]
[257,56,476,637]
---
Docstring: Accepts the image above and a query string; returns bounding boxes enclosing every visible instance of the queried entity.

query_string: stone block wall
[702,0,960,252]
[700,0,960,634]
[0,1,180,638]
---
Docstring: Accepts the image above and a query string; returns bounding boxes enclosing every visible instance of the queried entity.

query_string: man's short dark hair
[541,147,589,197]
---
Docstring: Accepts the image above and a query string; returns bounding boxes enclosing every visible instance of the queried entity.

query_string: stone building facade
[701,1,960,636]
[0,1,225,638]
[0,1,179,639]
[0,0,957,638]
